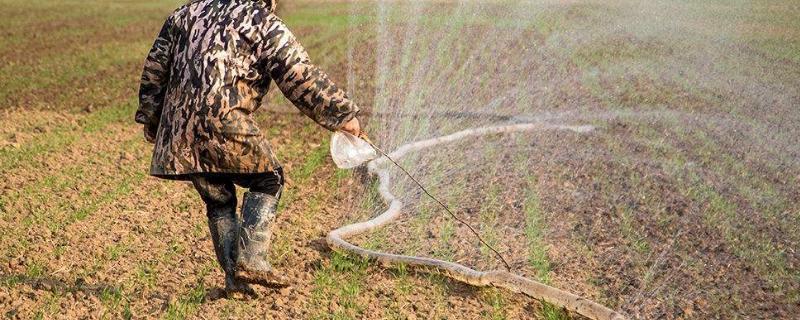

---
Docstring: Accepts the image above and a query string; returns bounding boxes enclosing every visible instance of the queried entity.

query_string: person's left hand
[143,125,157,143]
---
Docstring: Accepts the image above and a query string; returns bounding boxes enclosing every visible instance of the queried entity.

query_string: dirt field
[1,0,798,319]
[0,1,544,319]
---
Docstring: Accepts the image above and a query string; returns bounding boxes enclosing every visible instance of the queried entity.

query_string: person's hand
[143,124,157,143]
[340,117,361,137]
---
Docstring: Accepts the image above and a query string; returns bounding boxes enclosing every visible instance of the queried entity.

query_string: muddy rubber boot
[208,214,255,296]
[236,192,288,287]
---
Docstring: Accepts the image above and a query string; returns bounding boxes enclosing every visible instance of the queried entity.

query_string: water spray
[327,124,625,320]
[336,131,514,271]
[368,132,511,272]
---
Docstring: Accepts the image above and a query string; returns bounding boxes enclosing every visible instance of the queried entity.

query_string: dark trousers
[190,168,284,219]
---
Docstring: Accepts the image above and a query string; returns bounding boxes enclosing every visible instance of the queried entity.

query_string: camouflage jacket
[136,0,359,178]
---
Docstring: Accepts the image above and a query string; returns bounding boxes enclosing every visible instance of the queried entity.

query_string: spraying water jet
[327,124,625,320]
[331,130,514,271]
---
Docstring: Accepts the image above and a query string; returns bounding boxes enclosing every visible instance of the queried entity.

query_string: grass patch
[134,261,159,290]
[478,185,501,264]
[311,251,370,320]
[295,139,331,182]
[0,100,138,174]
[0,39,149,104]
[523,176,551,283]
[522,176,570,319]
[482,289,508,320]
[163,282,206,320]
[99,286,131,319]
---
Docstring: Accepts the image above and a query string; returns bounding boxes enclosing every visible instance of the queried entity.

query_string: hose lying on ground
[326,122,627,320]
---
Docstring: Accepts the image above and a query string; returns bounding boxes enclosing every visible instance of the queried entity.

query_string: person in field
[135,0,362,295]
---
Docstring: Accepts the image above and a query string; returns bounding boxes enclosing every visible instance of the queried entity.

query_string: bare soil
[1,1,798,319]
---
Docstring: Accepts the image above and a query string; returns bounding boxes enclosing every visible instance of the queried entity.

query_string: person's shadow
[0,270,259,306]
[1,272,122,296]
[0,272,171,312]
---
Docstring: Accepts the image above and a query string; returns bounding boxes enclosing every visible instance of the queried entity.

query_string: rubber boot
[208,212,255,296]
[236,191,287,286]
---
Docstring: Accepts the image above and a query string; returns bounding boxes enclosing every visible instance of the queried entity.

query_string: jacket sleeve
[135,15,175,127]
[261,17,360,131]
